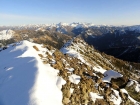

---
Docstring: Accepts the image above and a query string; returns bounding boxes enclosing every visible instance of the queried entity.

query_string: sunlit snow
[102,70,123,83]
[0,40,64,105]
[0,29,14,40]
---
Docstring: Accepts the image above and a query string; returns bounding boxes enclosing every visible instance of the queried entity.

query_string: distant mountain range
[1,23,140,63]
[0,22,140,33]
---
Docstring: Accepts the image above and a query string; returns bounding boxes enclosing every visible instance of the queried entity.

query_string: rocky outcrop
[33,39,140,105]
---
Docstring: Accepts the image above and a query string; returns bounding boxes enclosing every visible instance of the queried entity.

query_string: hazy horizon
[0,22,140,27]
[0,0,140,26]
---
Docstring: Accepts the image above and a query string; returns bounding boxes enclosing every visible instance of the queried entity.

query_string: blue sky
[0,0,140,25]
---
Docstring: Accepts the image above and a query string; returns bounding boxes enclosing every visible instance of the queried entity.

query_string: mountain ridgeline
[1,23,140,62]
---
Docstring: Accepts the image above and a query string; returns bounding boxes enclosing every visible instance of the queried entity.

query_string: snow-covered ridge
[60,38,86,63]
[0,29,14,40]
[0,40,65,105]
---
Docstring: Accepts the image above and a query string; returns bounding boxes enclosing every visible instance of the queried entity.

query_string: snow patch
[89,92,103,103]
[110,89,122,105]
[93,66,106,74]
[121,89,140,105]
[127,80,134,87]
[65,68,74,72]
[56,77,66,90]
[69,74,81,84]
[102,70,123,83]
[135,82,140,93]
[70,88,74,93]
